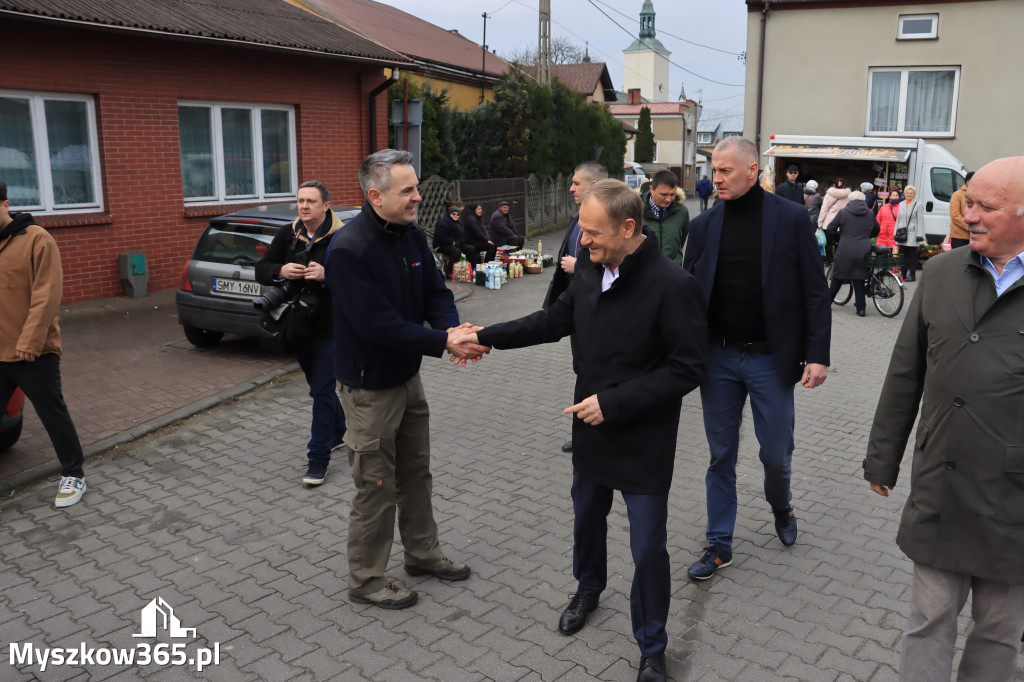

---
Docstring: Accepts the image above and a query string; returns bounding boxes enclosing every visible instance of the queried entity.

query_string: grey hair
[1018,204,1024,218]
[714,136,759,165]
[359,149,415,195]
[582,179,643,232]
[574,161,608,184]
[298,180,330,203]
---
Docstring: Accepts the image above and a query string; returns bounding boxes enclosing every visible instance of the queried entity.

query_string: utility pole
[480,12,489,105]
[537,0,551,85]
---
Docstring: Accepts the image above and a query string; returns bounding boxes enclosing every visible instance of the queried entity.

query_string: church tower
[622,0,670,102]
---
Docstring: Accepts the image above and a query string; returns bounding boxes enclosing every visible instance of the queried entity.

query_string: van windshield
[192,222,279,264]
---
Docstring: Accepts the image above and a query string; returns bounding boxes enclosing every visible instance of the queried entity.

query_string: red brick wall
[1,24,391,303]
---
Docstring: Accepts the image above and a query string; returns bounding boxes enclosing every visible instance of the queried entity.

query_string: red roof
[521,62,616,99]
[608,102,689,115]
[0,0,409,63]
[300,0,509,76]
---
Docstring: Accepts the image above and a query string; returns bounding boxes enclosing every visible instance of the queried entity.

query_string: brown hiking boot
[349,583,418,609]
[404,556,471,581]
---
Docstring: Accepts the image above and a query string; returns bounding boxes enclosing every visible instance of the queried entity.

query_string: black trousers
[467,241,497,263]
[436,243,479,272]
[901,245,920,280]
[0,353,85,478]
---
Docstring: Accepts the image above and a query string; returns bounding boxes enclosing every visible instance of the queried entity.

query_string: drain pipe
[368,69,400,156]
[755,2,769,152]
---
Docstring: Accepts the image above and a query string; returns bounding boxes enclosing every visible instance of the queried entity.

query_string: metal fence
[418,174,575,242]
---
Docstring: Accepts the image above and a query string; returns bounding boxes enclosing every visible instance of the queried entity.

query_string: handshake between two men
[443,322,606,425]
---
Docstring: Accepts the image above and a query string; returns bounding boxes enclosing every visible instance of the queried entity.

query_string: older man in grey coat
[864,156,1024,682]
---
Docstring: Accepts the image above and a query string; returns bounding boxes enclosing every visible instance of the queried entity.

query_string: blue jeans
[699,344,795,553]
[572,470,670,658]
[293,339,346,465]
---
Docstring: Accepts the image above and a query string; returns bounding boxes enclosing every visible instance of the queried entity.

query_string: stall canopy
[764,145,911,163]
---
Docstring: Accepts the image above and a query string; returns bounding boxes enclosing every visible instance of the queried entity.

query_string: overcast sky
[378,0,749,119]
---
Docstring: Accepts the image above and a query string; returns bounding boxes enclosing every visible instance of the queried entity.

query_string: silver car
[175,203,359,349]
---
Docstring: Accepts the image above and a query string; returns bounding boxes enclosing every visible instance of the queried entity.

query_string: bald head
[964,156,1024,269]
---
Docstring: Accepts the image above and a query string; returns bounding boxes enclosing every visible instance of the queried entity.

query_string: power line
[585,0,743,88]
[589,0,743,57]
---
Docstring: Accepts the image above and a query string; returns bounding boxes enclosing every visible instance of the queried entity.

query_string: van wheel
[0,416,22,452]
[184,326,224,348]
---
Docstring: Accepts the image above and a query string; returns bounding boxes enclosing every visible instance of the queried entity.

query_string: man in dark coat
[683,137,831,581]
[488,200,524,248]
[256,180,346,486]
[864,156,1024,682]
[774,164,804,204]
[543,160,608,454]
[457,180,708,682]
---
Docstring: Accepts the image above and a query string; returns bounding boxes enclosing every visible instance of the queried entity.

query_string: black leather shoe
[557,593,598,635]
[561,440,573,452]
[774,507,798,546]
[636,654,666,682]
[856,309,866,317]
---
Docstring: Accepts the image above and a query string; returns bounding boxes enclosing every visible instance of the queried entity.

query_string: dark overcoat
[478,232,708,494]
[826,201,880,280]
[864,246,1024,584]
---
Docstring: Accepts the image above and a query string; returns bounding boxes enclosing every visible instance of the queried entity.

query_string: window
[930,167,965,203]
[0,90,102,213]
[867,67,959,136]
[178,102,296,203]
[685,141,695,163]
[898,14,938,40]
[652,141,659,162]
[697,132,713,145]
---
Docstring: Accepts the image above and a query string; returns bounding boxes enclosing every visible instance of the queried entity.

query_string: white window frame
[178,100,297,205]
[865,66,960,137]
[652,141,659,163]
[685,141,694,164]
[697,132,713,145]
[1,89,103,214]
[898,13,939,40]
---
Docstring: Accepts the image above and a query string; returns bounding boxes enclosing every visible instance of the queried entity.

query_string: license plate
[212,277,261,296]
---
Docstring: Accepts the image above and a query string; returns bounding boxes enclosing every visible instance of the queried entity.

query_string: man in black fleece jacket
[456,180,708,682]
[324,150,487,610]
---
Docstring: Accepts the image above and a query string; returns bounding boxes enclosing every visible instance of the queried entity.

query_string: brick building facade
[1,4,407,303]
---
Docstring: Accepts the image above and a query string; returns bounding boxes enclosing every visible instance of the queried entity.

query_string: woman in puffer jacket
[875,189,901,248]
[818,178,851,264]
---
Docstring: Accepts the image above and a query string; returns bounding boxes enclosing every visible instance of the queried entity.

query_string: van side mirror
[926,201,934,212]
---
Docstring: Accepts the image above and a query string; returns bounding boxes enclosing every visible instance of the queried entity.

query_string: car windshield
[193,222,280,265]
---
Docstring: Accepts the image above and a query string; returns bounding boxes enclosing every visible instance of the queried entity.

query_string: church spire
[639,0,656,42]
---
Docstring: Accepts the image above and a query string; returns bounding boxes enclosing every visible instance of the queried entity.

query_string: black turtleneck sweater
[709,184,767,343]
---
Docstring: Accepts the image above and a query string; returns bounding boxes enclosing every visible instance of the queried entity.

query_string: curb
[0,360,300,499]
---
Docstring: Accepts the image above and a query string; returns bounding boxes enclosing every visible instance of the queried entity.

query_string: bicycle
[827,247,905,317]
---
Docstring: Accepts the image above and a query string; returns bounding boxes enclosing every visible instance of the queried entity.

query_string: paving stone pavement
[1,213,1021,681]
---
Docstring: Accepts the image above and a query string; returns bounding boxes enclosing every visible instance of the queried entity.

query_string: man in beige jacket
[947,171,973,249]
[0,180,86,507]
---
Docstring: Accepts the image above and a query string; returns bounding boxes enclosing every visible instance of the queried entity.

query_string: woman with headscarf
[432,205,478,277]
[893,185,925,281]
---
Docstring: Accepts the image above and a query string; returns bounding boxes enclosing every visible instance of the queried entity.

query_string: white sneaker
[55,476,86,507]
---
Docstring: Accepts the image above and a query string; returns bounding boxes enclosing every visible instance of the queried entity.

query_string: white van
[764,134,967,243]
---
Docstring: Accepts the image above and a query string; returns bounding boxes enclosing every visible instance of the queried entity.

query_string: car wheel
[184,326,224,348]
[0,416,22,452]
